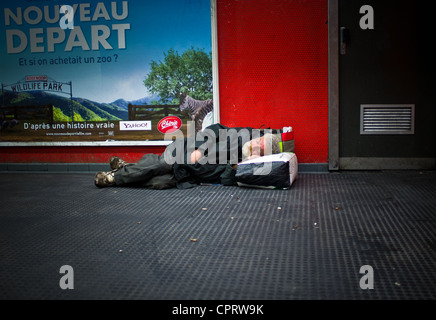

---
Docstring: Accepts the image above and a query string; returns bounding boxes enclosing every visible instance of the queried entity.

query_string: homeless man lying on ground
[94,123,281,189]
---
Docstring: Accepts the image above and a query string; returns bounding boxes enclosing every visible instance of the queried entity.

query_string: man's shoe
[94,171,116,188]
[110,156,127,171]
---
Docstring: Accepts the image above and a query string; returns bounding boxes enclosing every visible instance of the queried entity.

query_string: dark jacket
[172,123,258,189]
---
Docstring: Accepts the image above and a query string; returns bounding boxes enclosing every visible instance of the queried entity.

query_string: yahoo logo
[119,121,151,131]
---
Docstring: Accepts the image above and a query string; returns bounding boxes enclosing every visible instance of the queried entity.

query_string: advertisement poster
[0,0,213,143]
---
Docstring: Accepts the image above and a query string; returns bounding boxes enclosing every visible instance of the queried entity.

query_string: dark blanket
[172,123,259,189]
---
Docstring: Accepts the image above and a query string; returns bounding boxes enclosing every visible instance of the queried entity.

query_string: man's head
[242,133,281,161]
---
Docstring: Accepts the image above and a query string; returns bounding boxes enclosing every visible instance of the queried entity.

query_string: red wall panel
[0,146,165,164]
[216,0,328,163]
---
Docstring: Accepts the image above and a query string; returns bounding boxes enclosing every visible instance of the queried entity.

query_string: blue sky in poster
[0,0,212,103]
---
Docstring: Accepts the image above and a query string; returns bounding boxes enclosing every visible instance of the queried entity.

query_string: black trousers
[113,148,176,189]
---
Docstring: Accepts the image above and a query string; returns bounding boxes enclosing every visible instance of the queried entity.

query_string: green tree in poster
[144,47,212,105]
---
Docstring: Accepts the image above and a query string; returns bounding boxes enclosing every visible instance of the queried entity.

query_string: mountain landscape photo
[0,90,160,122]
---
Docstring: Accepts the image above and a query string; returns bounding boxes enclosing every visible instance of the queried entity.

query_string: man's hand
[190,150,203,163]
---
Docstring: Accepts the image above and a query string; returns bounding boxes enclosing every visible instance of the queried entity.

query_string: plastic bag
[236,152,298,189]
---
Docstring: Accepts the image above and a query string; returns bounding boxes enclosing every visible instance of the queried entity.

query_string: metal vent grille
[360,104,415,135]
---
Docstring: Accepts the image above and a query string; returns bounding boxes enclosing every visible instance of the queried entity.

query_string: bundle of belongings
[235,127,298,189]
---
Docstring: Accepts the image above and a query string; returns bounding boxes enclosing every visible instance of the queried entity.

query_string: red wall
[0,0,328,165]
[217,0,328,163]
[0,146,165,164]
